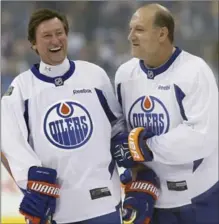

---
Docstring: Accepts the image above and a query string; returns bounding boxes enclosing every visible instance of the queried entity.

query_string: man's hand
[19,166,60,224]
[111,128,155,168]
[111,132,136,168]
[121,167,160,224]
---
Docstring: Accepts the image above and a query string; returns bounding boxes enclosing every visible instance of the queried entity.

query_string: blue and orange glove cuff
[128,127,154,162]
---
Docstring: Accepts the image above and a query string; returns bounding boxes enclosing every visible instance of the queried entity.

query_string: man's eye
[136,28,144,31]
[44,34,52,37]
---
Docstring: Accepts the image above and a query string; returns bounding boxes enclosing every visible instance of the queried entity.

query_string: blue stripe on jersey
[193,158,204,172]
[24,99,30,143]
[116,83,122,107]
[95,88,117,124]
[108,159,116,179]
[174,85,204,171]
[31,60,75,85]
[174,84,187,121]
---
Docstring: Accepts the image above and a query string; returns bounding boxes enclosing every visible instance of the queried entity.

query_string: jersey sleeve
[147,61,218,165]
[114,61,132,110]
[98,69,126,138]
[114,65,124,107]
[1,78,42,189]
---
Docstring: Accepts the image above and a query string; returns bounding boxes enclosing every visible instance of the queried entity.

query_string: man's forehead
[129,9,151,26]
[37,19,64,33]
[38,18,62,28]
[132,10,140,19]
[130,10,142,24]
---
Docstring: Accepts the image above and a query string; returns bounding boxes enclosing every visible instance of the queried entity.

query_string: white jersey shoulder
[4,70,32,101]
[75,60,111,83]
[170,50,217,98]
[115,58,139,86]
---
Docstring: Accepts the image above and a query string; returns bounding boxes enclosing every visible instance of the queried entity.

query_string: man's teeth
[50,47,61,51]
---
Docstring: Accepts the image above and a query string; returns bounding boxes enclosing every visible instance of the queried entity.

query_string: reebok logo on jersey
[73,89,92,94]
[158,85,170,90]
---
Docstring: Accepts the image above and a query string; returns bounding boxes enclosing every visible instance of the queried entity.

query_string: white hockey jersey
[1,58,124,223]
[115,47,219,208]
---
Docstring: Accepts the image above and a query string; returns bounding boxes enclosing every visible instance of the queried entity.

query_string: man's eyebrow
[41,28,63,34]
[129,24,144,28]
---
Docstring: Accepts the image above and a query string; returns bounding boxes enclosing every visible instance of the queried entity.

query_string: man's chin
[131,50,142,59]
[51,54,66,64]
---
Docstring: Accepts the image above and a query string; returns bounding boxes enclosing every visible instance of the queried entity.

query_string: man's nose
[50,34,60,45]
[128,30,136,42]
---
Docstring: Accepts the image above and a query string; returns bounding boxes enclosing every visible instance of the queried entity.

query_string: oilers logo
[128,96,170,135]
[44,101,93,149]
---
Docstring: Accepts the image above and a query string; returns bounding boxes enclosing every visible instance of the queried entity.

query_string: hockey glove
[111,128,155,168]
[19,166,60,224]
[111,132,137,168]
[121,168,159,224]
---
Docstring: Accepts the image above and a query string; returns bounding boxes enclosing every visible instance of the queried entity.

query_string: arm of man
[97,69,127,138]
[1,79,59,224]
[146,60,218,165]
[1,79,42,187]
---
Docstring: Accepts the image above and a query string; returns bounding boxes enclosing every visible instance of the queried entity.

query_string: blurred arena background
[1,1,218,223]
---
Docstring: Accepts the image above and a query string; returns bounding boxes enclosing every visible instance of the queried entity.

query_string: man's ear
[31,44,39,54]
[32,45,37,50]
[159,27,168,42]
